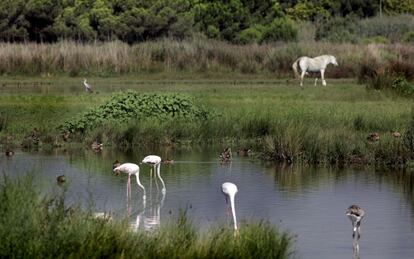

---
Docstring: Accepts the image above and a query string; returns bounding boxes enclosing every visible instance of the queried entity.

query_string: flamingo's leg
[356,221,362,240]
[154,166,159,191]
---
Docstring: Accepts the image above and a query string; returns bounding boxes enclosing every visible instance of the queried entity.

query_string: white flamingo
[221,182,238,231]
[113,163,146,200]
[83,78,93,93]
[142,155,166,194]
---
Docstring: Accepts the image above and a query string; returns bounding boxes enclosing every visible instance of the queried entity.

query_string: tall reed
[0,39,411,78]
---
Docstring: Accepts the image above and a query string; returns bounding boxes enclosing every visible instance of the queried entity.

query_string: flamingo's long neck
[134,171,146,199]
[229,194,237,230]
[156,163,166,193]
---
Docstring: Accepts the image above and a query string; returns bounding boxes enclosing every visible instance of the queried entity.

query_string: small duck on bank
[391,131,401,138]
[367,132,379,142]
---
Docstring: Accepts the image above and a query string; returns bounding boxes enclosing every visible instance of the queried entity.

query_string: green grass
[0,77,413,167]
[0,173,292,258]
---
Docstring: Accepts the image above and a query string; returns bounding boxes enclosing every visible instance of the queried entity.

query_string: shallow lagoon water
[1,147,414,259]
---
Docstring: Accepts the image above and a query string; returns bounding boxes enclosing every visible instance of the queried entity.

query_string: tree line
[0,0,413,44]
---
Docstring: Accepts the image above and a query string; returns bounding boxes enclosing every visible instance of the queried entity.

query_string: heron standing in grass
[83,78,93,93]
[222,182,238,231]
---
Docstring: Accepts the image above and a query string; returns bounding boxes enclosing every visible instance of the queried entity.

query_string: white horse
[292,55,338,86]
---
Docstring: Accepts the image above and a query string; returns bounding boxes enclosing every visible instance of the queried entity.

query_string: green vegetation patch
[60,91,213,133]
[0,174,292,258]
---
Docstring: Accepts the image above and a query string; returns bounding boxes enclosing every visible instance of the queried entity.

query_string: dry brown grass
[0,39,413,78]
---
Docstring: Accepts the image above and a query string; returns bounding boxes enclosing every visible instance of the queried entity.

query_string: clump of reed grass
[358,44,414,95]
[0,174,292,258]
[0,39,410,78]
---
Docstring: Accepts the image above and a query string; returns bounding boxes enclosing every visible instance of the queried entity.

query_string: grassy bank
[0,174,292,258]
[1,40,414,79]
[0,77,413,168]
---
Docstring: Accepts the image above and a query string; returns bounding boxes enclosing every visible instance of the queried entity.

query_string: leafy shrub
[238,25,265,44]
[315,16,358,43]
[60,91,213,133]
[392,76,414,96]
[359,15,414,42]
[261,18,298,42]
[206,25,220,39]
[402,31,414,43]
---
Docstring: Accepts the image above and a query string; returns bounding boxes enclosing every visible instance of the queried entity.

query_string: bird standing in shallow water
[346,204,364,240]
[142,155,166,194]
[219,147,232,162]
[221,182,238,231]
[113,163,146,200]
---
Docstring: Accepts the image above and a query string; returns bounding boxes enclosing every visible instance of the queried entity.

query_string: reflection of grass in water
[0,174,292,258]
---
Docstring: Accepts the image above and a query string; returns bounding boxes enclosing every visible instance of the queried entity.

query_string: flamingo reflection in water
[130,178,166,232]
[131,155,167,232]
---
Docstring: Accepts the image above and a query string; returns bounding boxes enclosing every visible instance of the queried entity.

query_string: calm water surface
[1,147,413,259]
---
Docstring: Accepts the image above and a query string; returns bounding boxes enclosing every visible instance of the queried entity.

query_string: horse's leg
[300,70,306,87]
[314,77,318,86]
[321,69,326,86]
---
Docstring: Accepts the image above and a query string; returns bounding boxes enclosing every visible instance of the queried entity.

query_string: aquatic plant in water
[59,91,213,133]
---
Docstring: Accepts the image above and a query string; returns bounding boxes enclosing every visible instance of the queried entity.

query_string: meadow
[0,76,413,168]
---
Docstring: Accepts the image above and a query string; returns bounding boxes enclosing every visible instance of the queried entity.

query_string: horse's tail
[292,57,301,78]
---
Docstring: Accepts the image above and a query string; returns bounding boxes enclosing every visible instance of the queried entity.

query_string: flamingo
[221,182,238,231]
[83,78,93,93]
[346,204,365,240]
[113,163,146,200]
[142,155,166,194]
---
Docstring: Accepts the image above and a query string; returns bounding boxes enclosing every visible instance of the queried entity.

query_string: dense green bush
[402,31,414,43]
[60,91,213,133]
[359,15,414,42]
[238,25,265,44]
[315,16,358,43]
[261,18,298,43]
